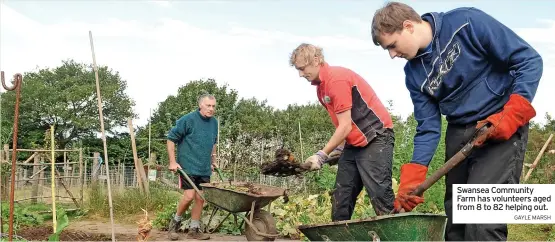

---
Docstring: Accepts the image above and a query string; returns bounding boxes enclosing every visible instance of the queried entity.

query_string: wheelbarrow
[298,213,448,241]
[177,168,287,241]
[298,125,490,241]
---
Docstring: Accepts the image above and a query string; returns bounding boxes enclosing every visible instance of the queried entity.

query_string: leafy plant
[1,202,45,233]
[48,208,69,241]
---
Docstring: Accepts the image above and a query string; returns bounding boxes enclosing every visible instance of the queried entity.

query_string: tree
[0,59,136,149]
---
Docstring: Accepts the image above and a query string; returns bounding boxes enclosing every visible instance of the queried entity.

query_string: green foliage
[0,59,135,162]
[152,201,181,230]
[0,202,46,232]
[85,182,181,218]
[548,225,555,241]
[47,208,69,241]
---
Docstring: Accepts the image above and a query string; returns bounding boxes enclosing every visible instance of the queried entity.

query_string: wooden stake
[128,118,145,193]
[524,133,554,181]
[88,30,116,242]
[137,158,149,193]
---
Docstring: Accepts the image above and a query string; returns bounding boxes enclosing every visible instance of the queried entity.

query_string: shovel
[394,124,490,213]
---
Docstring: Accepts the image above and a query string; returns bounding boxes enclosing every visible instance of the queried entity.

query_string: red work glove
[394,163,428,212]
[474,94,536,147]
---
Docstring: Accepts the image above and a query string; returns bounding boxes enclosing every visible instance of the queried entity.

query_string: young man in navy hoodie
[371,2,542,241]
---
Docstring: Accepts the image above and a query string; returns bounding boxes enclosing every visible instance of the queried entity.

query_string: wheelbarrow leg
[206,207,232,234]
[250,201,255,222]
[238,213,245,231]
[207,206,219,226]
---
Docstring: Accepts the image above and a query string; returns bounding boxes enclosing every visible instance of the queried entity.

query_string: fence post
[31,155,40,204]
[39,156,45,203]
[63,152,68,185]
[92,152,100,182]
[79,148,84,205]
[120,163,125,190]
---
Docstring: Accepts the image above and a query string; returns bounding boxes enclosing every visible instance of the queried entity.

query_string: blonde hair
[289,43,325,67]
[371,1,422,45]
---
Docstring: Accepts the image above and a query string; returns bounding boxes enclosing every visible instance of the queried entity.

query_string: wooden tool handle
[411,125,489,196]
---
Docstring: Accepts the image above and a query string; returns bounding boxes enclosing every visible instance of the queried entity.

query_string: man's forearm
[167,140,177,164]
[322,124,351,155]
[211,145,217,165]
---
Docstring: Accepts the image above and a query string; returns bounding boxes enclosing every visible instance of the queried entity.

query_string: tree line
[1,59,553,194]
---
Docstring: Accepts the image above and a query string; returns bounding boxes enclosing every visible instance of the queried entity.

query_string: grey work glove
[327,146,344,166]
[300,150,328,171]
[329,146,343,158]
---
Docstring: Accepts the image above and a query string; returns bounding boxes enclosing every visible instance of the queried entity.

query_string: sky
[1,0,554,127]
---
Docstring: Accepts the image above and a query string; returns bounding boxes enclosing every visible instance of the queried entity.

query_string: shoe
[167,217,182,241]
[187,227,210,240]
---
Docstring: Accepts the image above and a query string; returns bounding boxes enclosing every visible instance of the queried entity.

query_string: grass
[508,224,554,241]
[85,180,181,224]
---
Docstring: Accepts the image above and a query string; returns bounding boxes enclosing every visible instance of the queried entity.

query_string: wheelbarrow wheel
[244,210,277,241]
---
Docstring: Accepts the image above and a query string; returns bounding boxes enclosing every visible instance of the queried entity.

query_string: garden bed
[15,225,133,241]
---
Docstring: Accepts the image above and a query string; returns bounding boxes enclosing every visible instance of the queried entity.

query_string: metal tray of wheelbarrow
[199,181,288,241]
[200,181,287,213]
[297,213,447,241]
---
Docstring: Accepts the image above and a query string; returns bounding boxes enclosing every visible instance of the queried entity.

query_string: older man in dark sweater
[166,93,218,240]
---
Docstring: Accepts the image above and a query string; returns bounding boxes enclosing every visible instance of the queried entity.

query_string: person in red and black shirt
[289,43,395,220]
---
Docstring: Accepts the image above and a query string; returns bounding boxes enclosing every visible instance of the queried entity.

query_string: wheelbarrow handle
[214,167,226,182]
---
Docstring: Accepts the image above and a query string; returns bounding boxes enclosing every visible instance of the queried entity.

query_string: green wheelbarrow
[298,213,447,241]
[177,168,288,241]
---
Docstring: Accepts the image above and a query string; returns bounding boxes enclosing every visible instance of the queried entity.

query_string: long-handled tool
[395,124,490,213]
[214,167,226,183]
[175,168,206,201]
[172,166,227,200]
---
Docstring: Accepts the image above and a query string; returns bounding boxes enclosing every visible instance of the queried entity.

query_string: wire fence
[0,142,324,208]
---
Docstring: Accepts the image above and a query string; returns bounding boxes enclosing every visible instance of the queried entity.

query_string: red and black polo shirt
[316,62,393,147]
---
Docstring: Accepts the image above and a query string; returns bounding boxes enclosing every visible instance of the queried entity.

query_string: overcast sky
[1,0,553,127]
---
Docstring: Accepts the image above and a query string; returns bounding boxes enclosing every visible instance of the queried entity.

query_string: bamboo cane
[50,126,57,233]
[88,30,116,242]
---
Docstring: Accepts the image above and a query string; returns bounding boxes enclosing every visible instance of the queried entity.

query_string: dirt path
[67,220,251,241]
[16,219,298,241]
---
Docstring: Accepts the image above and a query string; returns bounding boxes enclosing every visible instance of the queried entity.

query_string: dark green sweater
[167,110,218,177]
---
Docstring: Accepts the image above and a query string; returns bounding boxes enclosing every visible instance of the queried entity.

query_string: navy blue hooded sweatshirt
[405,7,543,166]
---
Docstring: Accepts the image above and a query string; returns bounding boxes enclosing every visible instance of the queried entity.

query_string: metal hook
[1,71,23,242]
[1,71,22,91]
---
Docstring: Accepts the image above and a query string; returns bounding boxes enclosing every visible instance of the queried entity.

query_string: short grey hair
[197,93,215,105]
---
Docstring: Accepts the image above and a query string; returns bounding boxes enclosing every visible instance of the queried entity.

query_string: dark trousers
[444,122,529,241]
[331,129,395,221]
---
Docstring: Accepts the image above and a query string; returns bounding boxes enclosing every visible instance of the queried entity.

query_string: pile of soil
[260,149,307,177]
[16,225,133,241]
[216,182,264,195]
